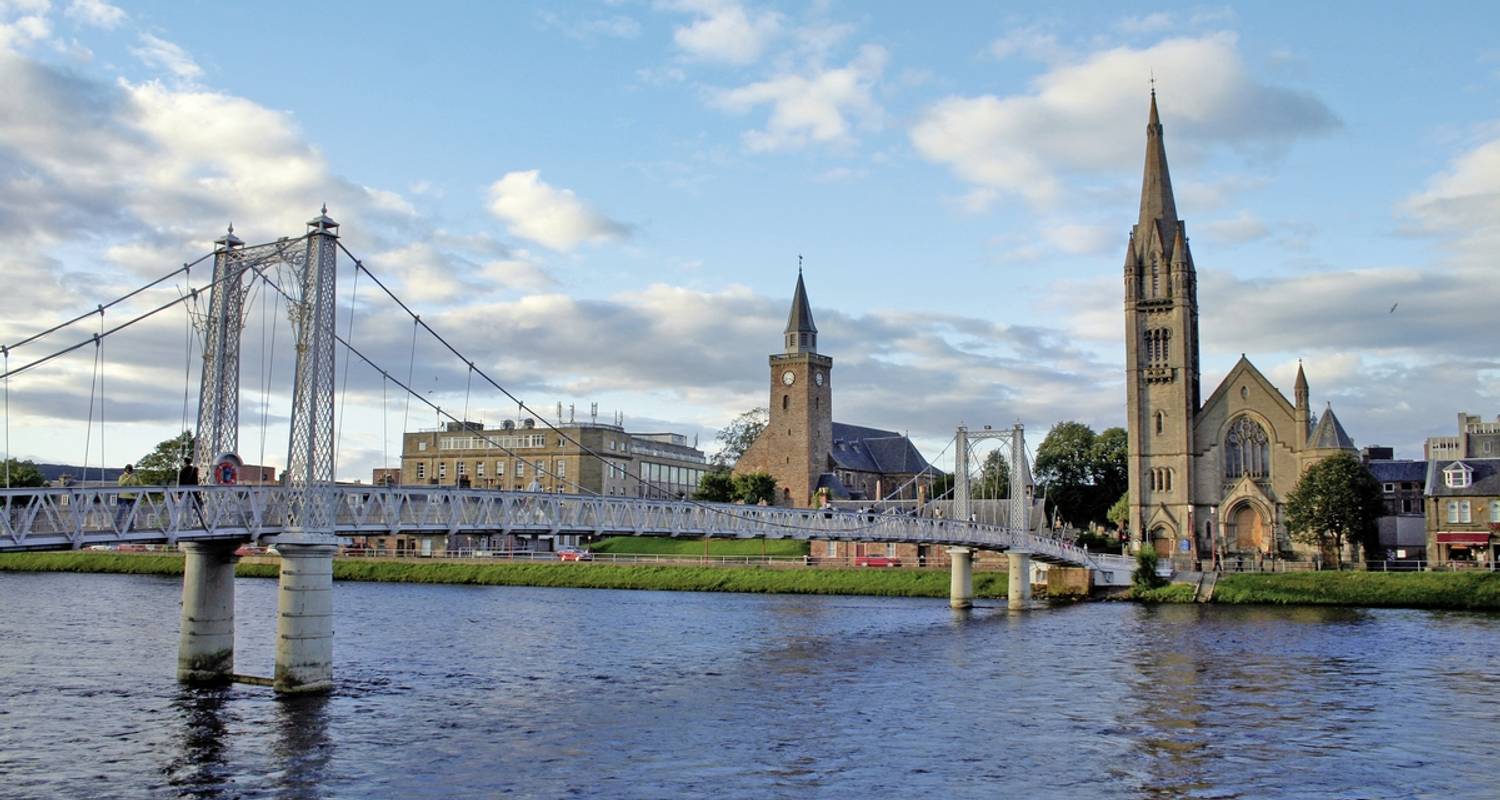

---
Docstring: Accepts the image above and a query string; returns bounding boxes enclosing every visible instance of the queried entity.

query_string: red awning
[1436,532,1492,545]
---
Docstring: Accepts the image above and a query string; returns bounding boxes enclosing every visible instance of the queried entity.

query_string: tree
[731,472,777,505]
[1284,452,1383,568]
[1107,492,1129,531]
[973,449,1010,500]
[136,431,195,486]
[1033,421,1129,529]
[695,469,735,502]
[711,407,768,468]
[1,458,46,489]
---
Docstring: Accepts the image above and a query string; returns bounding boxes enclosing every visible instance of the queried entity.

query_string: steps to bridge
[1194,572,1218,603]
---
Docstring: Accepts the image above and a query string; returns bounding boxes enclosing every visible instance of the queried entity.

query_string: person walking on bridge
[178,456,204,527]
[115,464,141,531]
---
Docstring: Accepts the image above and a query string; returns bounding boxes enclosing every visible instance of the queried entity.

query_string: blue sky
[1,0,1497,479]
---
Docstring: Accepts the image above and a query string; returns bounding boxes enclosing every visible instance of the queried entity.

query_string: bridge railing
[2,485,1105,569]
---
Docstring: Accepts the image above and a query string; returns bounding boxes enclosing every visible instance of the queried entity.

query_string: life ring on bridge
[213,452,243,486]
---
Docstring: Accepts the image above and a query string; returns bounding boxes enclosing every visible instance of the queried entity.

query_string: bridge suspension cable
[331,243,914,535]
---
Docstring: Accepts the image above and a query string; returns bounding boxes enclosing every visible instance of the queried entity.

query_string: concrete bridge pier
[273,542,337,694]
[177,540,242,684]
[1008,550,1032,610]
[947,547,973,609]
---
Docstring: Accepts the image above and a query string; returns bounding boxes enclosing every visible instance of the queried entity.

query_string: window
[1461,501,1472,523]
[496,460,505,476]
[457,461,467,477]
[1491,500,1500,523]
[886,543,897,557]
[1150,257,1159,297]
[782,394,789,410]
[556,460,566,478]
[1155,411,1165,436]
[1445,465,1472,488]
[825,541,837,557]
[417,441,428,452]
[416,462,426,479]
[1448,501,1459,524]
[438,462,448,480]
[516,461,525,477]
[1224,416,1270,480]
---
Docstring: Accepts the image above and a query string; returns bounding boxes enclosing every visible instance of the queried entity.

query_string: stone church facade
[1124,92,1356,562]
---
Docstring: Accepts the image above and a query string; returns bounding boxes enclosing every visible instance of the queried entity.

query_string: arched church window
[1224,416,1271,480]
[782,395,789,411]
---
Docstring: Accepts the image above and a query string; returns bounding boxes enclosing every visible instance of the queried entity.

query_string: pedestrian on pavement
[115,464,141,531]
[178,456,204,524]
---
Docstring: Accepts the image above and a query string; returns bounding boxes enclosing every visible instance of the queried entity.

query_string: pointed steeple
[1309,403,1356,450]
[1138,90,1178,241]
[784,266,817,354]
[1294,361,1308,403]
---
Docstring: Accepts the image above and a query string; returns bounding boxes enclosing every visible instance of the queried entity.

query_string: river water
[1,572,1498,799]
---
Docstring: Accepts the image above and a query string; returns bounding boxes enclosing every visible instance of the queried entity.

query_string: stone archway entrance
[1229,503,1267,553]
[1151,526,1174,558]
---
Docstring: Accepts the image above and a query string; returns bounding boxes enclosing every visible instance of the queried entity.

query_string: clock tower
[733,269,833,507]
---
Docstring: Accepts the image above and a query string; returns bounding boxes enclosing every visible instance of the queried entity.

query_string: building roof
[815,472,853,500]
[785,270,816,335]
[829,422,932,475]
[1308,405,1356,450]
[1137,90,1179,260]
[1426,458,1500,497]
[1368,459,1427,483]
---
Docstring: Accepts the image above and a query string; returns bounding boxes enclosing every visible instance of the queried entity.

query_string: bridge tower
[949,423,1034,609]
[272,207,342,694]
[177,225,250,686]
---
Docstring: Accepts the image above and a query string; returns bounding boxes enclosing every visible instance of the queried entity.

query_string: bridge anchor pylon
[177,540,241,684]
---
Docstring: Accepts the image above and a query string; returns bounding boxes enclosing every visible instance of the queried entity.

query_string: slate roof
[815,472,853,500]
[1426,458,1500,497]
[1367,460,1427,483]
[1308,406,1356,450]
[785,271,816,335]
[829,422,931,475]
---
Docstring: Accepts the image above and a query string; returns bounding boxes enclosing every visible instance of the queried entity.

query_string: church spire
[1138,90,1178,239]
[784,266,817,354]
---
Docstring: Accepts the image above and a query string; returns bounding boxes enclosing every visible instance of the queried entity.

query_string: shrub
[1133,547,1165,591]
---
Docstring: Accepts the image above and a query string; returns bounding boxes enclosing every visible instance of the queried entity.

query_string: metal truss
[0,485,1131,577]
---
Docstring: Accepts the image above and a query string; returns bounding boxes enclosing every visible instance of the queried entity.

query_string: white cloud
[989,26,1068,64]
[65,0,124,28]
[131,33,202,81]
[486,170,631,252]
[1199,210,1269,244]
[910,32,1338,208]
[667,0,781,65]
[1118,13,1173,34]
[1402,132,1500,253]
[712,43,887,151]
[0,8,51,51]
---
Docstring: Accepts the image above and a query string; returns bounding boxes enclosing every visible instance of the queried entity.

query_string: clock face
[814,371,824,387]
[781,370,796,386]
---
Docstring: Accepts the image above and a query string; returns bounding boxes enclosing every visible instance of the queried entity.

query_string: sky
[1,0,1497,481]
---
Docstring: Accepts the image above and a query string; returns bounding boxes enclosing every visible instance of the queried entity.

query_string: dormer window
[1444,462,1473,489]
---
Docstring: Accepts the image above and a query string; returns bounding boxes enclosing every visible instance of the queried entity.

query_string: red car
[557,547,593,562]
[854,555,901,568]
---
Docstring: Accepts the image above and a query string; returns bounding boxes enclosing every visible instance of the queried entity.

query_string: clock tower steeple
[732,267,833,507]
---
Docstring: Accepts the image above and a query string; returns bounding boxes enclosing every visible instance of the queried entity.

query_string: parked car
[854,555,901,568]
[557,547,594,562]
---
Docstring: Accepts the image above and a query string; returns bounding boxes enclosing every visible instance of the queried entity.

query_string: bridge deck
[0,486,1132,579]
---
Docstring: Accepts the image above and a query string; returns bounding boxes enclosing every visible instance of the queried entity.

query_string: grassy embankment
[588,536,809,557]
[0,551,1007,599]
[1213,571,1500,610]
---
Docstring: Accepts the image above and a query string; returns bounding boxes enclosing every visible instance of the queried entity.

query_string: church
[1123,92,1356,562]
[733,271,933,509]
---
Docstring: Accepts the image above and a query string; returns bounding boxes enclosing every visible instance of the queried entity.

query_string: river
[1,571,1498,798]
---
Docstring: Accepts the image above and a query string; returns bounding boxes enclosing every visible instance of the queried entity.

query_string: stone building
[1425,412,1500,460]
[1425,458,1500,565]
[398,418,707,498]
[1123,92,1357,562]
[1362,446,1428,561]
[734,270,934,508]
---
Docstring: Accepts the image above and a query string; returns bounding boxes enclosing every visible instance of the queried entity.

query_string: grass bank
[1129,583,1196,603]
[1214,572,1500,610]
[0,551,1004,599]
[588,536,809,557]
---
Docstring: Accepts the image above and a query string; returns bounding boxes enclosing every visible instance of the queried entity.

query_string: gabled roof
[815,472,853,500]
[1308,405,1356,450]
[829,422,931,475]
[1426,458,1500,497]
[1367,460,1427,483]
[1198,355,1296,422]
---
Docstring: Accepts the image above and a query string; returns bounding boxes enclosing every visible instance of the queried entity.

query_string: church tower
[1124,91,1202,552]
[733,269,833,506]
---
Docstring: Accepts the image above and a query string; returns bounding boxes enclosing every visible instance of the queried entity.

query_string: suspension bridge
[0,209,1132,693]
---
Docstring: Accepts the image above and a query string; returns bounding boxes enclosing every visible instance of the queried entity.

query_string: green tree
[1133,547,1165,591]
[1107,491,1129,530]
[136,431,194,486]
[711,407,768,468]
[1,458,47,488]
[1091,427,1128,509]
[1284,452,1383,568]
[973,449,1010,499]
[1033,421,1129,529]
[695,469,735,502]
[731,472,778,505]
